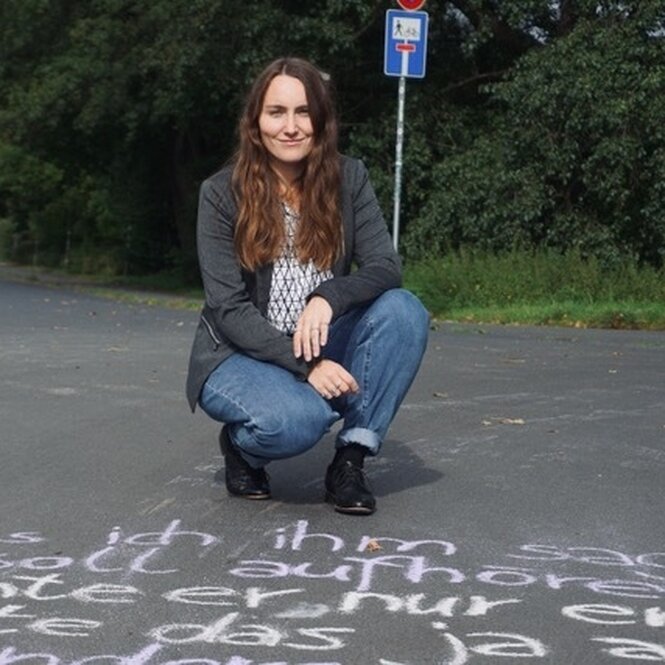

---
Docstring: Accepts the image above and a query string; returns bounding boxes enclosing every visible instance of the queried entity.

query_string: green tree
[402,1,665,267]
[1,0,664,276]
[0,0,384,276]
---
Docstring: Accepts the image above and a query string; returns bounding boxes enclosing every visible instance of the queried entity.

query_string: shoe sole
[226,476,271,500]
[228,491,271,500]
[325,492,375,515]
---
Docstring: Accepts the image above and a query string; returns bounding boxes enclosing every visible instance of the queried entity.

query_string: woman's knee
[372,288,430,342]
[242,398,336,459]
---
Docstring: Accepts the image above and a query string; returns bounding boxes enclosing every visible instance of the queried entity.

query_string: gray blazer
[186,155,402,411]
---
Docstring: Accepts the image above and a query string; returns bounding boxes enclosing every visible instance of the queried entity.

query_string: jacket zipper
[201,315,221,349]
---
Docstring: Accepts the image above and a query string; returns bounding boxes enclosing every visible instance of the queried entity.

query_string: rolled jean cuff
[336,428,380,456]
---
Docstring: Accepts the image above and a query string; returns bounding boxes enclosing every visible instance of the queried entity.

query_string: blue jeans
[199,288,429,468]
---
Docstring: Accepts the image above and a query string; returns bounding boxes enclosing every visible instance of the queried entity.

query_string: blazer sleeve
[309,158,402,317]
[197,174,310,378]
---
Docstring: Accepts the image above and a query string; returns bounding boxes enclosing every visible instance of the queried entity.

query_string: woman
[186,57,429,515]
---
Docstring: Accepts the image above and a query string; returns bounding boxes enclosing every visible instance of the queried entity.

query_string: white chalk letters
[0,519,663,663]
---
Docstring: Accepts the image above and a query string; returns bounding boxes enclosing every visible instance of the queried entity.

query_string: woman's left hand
[307,359,359,399]
[293,296,333,362]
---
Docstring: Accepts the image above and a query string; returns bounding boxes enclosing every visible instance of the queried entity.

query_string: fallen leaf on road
[365,539,382,552]
[500,418,525,425]
[483,417,526,426]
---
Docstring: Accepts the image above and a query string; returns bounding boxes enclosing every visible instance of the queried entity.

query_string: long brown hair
[232,57,342,271]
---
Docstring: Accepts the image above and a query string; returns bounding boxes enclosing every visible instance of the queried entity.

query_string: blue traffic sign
[384,9,428,78]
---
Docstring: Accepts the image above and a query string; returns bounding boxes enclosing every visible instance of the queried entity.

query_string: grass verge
[435,301,665,330]
[5,250,665,329]
[404,249,665,330]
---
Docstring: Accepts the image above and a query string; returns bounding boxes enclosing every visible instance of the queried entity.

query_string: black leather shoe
[325,460,376,515]
[219,427,270,500]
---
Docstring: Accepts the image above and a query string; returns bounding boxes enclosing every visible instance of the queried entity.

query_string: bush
[0,218,14,260]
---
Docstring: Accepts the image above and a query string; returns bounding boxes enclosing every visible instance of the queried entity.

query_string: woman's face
[259,75,314,179]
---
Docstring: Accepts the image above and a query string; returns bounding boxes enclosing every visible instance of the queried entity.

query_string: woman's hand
[293,296,333,362]
[307,359,359,400]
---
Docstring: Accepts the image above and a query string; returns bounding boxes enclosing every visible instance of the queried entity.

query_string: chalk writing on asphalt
[1,519,665,663]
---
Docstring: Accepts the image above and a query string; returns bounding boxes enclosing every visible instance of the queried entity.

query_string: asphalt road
[1,277,664,664]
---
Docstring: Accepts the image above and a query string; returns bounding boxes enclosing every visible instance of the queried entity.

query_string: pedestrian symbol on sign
[392,17,421,40]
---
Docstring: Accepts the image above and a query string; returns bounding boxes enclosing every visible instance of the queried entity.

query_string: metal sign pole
[392,75,406,252]
[384,5,428,251]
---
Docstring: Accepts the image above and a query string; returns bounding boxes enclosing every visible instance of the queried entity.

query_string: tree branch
[557,0,580,37]
[447,0,542,56]
[441,68,509,94]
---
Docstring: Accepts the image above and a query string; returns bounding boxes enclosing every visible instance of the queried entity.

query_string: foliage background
[1,1,664,281]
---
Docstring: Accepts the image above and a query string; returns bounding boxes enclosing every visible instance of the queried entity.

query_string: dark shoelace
[331,461,370,490]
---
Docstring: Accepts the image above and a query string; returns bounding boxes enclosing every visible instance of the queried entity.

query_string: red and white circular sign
[397,0,426,10]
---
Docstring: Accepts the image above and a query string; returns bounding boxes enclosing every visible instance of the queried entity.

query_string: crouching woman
[186,57,429,515]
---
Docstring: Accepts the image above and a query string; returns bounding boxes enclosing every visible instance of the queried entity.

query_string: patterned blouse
[267,204,333,334]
